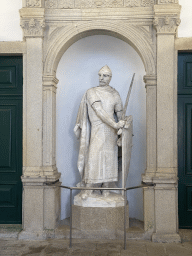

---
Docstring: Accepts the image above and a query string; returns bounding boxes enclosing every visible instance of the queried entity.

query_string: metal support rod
[69,188,72,248]
[45,182,155,191]
[44,182,155,250]
[124,189,127,250]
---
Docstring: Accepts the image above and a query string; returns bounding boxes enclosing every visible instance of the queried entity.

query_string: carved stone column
[19,5,61,240]
[151,3,181,242]
[142,75,157,232]
[43,75,60,180]
[20,7,45,178]
[143,75,157,177]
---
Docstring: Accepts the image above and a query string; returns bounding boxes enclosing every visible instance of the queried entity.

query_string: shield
[122,115,133,194]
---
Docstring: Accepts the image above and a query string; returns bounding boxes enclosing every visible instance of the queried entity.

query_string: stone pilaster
[142,75,157,232]
[150,3,181,242]
[19,6,61,239]
[19,176,61,240]
[152,177,179,243]
[143,75,157,178]
[43,75,60,180]
[154,4,180,178]
[20,8,45,178]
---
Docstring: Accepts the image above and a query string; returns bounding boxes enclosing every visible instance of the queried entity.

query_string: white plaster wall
[0,1,22,41]
[178,0,192,38]
[56,35,146,220]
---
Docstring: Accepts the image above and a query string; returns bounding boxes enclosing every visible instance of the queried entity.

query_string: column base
[152,233,181,243]
[21,175,61,235]
[18,230,47,240]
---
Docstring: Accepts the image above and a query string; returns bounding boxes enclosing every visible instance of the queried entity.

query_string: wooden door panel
[0,58,22,95]
[0,109,11,168]
[178,53,192,228]
[0,57,22,224]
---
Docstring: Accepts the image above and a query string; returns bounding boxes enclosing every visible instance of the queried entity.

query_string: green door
[178,52,192,228]
[0,56,22,224]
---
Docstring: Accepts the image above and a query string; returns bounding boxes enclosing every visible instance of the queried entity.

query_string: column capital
[153,4,181,35]
[43,75,59,88]
[143,75,157,86]
[20,8,45,38]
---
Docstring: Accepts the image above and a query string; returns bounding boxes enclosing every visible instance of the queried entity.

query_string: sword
[118,73,135,135]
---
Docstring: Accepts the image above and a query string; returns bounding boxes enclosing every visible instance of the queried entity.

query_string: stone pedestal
[72,193,129,234]
[18,176,61,240]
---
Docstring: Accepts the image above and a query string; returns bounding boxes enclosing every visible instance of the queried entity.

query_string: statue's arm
[116,110,123,121]
[91,101,124,130]
[114,92,123,121]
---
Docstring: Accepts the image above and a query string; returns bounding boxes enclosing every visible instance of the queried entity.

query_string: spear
[122,73,135,120]
[118,73,135,135]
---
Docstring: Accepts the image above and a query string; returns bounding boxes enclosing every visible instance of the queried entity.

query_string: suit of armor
[84,86,123,184]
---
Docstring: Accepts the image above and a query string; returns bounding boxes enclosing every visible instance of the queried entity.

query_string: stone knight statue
[74,65,132,200]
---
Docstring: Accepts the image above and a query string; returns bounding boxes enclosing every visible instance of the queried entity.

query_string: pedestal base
[72,204,129,231]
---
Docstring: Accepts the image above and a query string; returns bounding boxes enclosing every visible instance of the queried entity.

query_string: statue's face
[98,72,111,87]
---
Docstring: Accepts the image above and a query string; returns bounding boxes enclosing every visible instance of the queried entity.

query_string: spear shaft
[121,73,135,120]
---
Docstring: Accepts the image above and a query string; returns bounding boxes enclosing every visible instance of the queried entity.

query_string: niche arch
[42,21,156,181]
[44,21,156,77]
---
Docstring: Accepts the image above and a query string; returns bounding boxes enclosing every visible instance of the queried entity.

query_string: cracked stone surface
[0,239,192,256]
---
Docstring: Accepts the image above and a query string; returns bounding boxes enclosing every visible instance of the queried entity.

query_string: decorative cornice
[45,0,155,9]
[20,18,45,37]
[157,0,178,4]
[26,0,42,7]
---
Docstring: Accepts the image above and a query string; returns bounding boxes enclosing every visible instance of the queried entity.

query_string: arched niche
[44,21,156,77]
[55,34,146,220]
[42,23,156,178]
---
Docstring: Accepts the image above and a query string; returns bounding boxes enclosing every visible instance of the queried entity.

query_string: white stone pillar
[143,75,157,177]
[142,75,157,232]
[42,75,60,180]
[19,6,61,240]
[151,4,181,242]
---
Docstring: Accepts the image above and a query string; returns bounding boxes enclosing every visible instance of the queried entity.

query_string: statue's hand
[117,137,122,147]
[74,124,81,139]
[115,120,125,130]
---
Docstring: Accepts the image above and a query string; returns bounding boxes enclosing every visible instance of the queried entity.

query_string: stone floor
[0,221,192,255]
[0,238,192,256]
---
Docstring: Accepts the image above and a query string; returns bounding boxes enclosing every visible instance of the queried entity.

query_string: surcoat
[74,85,123,184]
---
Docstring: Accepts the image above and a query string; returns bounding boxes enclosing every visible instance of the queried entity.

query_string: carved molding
[157,0,178,4]
[143,75,157,86]
[43,75,58,91]
[153,16,181,34]
[26,0,42,7]
[125,0,155,7]
[45,0,155,8]
[44,21,156,77]
[20,18,45,37]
